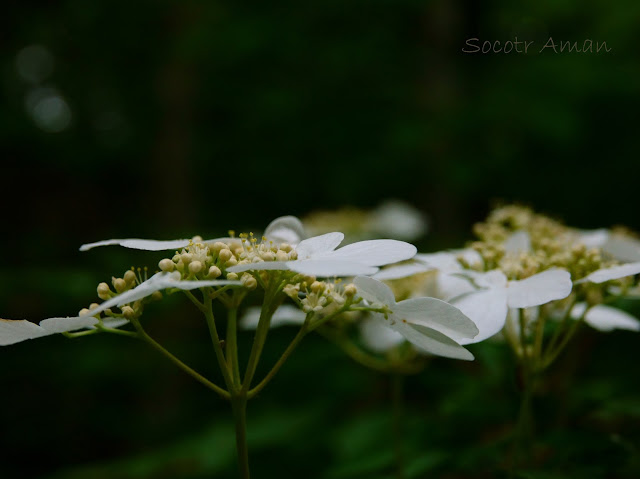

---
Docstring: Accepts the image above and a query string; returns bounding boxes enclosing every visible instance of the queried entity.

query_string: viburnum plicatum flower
[229,232,417,277]
[83,272,241,318]
[0,316,98,346]
[451,269,573,344]
[569,303,640,332]
[575,262,640,284]
[79,216,304,252]
[353,276,479,360]
[373,249,483,301]
[577,229,640,263]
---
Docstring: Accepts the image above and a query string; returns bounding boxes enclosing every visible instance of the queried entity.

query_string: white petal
[393,297,478,339]
[602,235,640,263]
[79,238,192,252]
[389,319,474,360]
[507,269,572,308]
[323,239,417,266]
[295,232,344,259]
[360,317,405,353]
[39,316,99,333]
[452,289,509,344]
[372,262,433,280]
[368,200,427,240]
[414,252,461,272]
[436,272,477,302]
[0,319,49,346]
[577,229,610,248]
[239,304,306,330]
[85,273,241,317]
[571,303,640,332]
[288,260,378,277]
[353,275,396,306]
[97,318,130,329]
[227,261,290,273]
[504,231,531,254]
[579,262,640,284]
[264,216,306,245]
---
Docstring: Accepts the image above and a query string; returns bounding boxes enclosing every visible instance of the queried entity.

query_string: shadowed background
[1,1,639,478]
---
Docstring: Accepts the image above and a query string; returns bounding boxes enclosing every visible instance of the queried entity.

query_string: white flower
[366,200,428,241]
[239,304,306,330]
[451,269,573,344]
[84,272,241,318]
[373,250,482,301]
[570,303,640,332]
[79,215,306,252]
[263,216,306,246]
[575,262,640,284]
[359,317,406,353]
[576,229,640,263]
[353,276,478,360]
[0,316,98,346]
[229,232,417,277]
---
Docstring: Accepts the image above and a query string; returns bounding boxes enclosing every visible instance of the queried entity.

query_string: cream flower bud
[227,272,239,281]
[97,282,111,300]
[261,251,275,261]
[121,306,135,319]
[288,250,298,260]
[241,273,257,290]
[176,260,185,273]
[112,278,127,293]
[207,265,222,279]
[151,291,163,301]
[280,243,292,252]
[124,270,137,286]
[310,281,324,293]
[159,259,175,272]
[225,257,238,267]
[344,283,357,297]
[79,308,91,316]
[211,242,227,253]
[276,251,289,262]
[89,303,100,310]
[284,284,300,299]
[192,235,203,242]
[219,249,233,262]
[189,261,203,274]
[172,254,181,262]
[181,253,193,264]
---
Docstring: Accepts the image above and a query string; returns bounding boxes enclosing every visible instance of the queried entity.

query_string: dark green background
[1,1,639,478]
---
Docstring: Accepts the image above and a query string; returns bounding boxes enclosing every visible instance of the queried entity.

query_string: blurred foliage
[1,0,640,478]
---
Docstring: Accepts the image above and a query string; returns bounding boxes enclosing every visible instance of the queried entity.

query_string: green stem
[231,394,251,479]
[226,307,241,387]
[203,297,235,391]
[242,289,282,392]
[129,317,229,400]
[391,374,406,479]
[248,324,308,399]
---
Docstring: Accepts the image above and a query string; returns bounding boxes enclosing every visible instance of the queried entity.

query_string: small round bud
[260,251,275,261]
[280,243,292,252]
[172,254,181,262]
[276,251,288,262]
[288,250,298,260]
[211,241,228,253]
[121,306,135,319]
[227,272,239,281]
[219,249,233,262]
[113,278,127,293]
[159,259,175,272]
[89,303,100,310]
[79,308,91,316]
[241,273,257,290]
[225,257,238,267]
[151,291,163,301]
[175,260,185,273]
[284,284,300,299]
[310,281,324,293]
[192,235,203,243]
[97,282,111,300]
[189,261,203,274]
[124,270,137,286]
[344,284,357,297]
[181,253,193,264]
[207,265,222,279]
